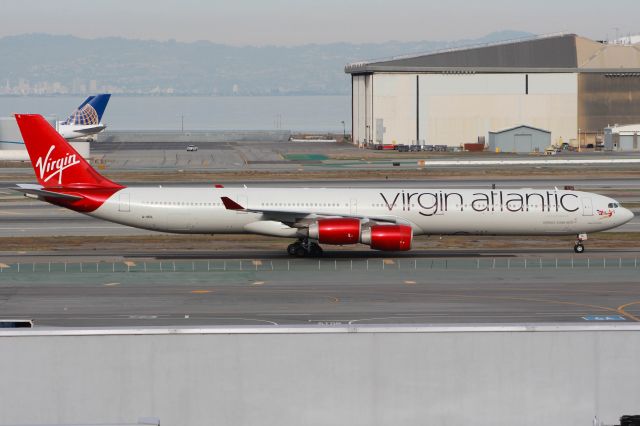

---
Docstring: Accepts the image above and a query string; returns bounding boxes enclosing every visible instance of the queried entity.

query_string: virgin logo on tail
[35,145,81,185]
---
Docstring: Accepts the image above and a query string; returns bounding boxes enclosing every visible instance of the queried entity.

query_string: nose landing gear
[573,233,587,253]
[287,239,323,257]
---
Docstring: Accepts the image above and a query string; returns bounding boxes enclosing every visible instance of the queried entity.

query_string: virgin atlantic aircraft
[12,114,634,256]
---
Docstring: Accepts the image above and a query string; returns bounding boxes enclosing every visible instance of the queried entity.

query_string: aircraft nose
[620,208,635,225]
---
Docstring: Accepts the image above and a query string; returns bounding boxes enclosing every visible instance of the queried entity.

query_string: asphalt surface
[6,138,640,172]
[3,177,640,189]
[1,266,639,327]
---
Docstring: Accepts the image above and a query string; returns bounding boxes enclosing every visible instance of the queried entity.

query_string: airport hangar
[345,33,640,150]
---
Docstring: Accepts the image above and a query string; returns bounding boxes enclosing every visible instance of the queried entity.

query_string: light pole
[341,120,345,140]
[180,114,184,132]
[578,128,581,152]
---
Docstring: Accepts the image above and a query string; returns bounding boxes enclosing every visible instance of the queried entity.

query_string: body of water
[0,95,350,132]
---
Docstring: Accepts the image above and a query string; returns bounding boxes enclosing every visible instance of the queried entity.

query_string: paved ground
[0,138,631,173]
[1,264,639,327]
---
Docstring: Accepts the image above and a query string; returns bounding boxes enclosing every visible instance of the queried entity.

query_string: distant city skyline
[0,32,535,96]
[1,77,132,96]
[1,0,639,46]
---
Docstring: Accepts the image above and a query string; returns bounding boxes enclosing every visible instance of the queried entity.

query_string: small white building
[604,124,640,151]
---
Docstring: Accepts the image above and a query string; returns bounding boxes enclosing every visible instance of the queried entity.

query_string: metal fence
[0,257,638,274]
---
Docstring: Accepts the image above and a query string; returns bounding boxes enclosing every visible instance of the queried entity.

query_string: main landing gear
[574,233,587,254]
[287,239,323,257]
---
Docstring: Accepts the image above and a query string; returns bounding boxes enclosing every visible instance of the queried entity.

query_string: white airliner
[11,114,634,255]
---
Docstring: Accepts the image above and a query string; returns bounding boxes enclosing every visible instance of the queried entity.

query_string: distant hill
[0,31,534,96]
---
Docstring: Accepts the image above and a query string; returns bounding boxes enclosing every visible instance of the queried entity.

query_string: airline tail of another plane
[60,93,111,125]
[14,114,121,189]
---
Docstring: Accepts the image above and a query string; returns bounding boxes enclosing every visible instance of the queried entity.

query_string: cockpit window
[608,202,621,208]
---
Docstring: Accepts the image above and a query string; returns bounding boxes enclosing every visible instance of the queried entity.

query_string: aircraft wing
[220,196,402,225]
[10,184,84,201]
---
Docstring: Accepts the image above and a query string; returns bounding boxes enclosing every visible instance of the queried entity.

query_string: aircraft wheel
[294,246,307,257]
[574,243,585,254]
[309,243,323,257]
[287,243,298,256]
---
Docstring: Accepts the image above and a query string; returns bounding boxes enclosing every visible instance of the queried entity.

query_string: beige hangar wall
[419,73,578,147]
[372,73,417,145]
[365,73,578,147]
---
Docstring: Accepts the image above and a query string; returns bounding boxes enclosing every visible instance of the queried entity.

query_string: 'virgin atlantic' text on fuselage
[380,190,582,216]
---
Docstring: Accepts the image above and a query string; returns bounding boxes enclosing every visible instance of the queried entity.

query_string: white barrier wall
[1,325,639,426]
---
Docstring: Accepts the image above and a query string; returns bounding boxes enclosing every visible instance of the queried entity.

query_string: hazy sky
[1,0,638,45]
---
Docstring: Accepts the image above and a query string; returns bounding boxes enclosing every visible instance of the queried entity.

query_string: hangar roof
[345,33,640,74]
[489,125,551,135]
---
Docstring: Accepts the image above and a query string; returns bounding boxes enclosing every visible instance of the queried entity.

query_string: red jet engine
[361,225,413,251]
[308,218,361,245]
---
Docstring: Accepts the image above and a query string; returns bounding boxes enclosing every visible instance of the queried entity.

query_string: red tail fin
[14,114,120,189]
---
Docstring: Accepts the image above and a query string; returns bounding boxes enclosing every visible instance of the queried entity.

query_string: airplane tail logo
[14,114,121,189]
[60,94,111,125]
[35,145,81,185]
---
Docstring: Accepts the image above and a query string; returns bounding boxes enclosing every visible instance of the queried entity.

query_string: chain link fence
[0,256,638,274]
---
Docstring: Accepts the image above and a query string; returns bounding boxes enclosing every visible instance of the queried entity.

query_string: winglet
[215,184,224,188]
[221,196,244,210]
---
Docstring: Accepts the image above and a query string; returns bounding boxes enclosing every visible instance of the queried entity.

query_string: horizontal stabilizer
[73,125,106,134]
[10,184,83,201]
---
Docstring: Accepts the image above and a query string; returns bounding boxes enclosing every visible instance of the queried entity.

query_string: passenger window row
[261,202,345,208]
[141,201,222,206]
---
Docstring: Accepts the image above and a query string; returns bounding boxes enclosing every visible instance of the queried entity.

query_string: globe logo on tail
[61,103,99,126]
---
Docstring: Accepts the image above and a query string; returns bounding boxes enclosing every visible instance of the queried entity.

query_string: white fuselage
[87,187,633,237]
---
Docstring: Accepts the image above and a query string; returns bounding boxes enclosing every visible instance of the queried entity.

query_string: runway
[1,265,639,327]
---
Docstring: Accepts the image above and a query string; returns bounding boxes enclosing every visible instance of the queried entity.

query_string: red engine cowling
[361,225,413,251]
[308,218,361,245]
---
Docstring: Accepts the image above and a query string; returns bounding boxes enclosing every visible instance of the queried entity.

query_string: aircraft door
[350,199,357,215]
[581,197,593,216]
[118,193,130,212]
